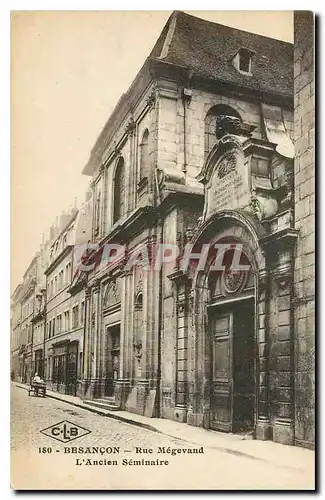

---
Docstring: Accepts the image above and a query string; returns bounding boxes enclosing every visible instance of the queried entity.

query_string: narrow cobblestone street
[11,385,314,490]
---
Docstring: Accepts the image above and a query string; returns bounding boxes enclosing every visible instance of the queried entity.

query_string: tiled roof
[83,11,293,174]
[156,11,293,97]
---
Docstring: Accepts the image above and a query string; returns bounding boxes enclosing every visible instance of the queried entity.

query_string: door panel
[210,313,233,432]
[233,302,255,432]
[66,343,78,396]
[104,324,120,397]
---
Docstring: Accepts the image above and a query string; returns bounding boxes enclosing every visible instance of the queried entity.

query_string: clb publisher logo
[40,420,91,443]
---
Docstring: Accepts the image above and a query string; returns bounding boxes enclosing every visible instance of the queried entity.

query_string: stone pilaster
[187,279,210,428]
[293,11,315,450]
[168,270,190,423]
[255,270,272,441]
[271,264,295,445]
[78,288,92,398]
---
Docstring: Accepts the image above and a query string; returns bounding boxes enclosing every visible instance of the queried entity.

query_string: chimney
[85,187,92,203]
[49,224,56,241]
[60,210,67,229]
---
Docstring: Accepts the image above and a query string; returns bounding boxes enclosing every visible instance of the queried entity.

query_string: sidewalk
[14,381,314,473]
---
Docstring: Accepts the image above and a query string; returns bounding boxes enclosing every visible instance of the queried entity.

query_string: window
[65,263,72,285]
[64,311,70,332]
[204,104,242,158]
[139,129,150,181]
[57,314,62,334]
[113,157,125,224]
[52,317,55,337]
[80,301,85,325]
[232,48,254,75]
[27,325,32,344]
[48,320,52,338]
[239,51,250,72]
[135,292,143,311]
[59,270,64,290]
[94,189,101,236]
[72,305,79,329]
[63,234,67,248]
[251,157,269,177]
[54,276,58,294]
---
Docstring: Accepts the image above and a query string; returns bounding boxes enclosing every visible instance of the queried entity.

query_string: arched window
[139,129,150,181]
[94,189,101,236]
[204,104,242,158]
[113,157,125,224]
[134,292,143,311]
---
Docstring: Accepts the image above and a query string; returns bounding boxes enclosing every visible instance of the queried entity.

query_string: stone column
[94,281,104,396]
[114,271,132,408]
[255,270,272,441]
[187,278,209,428]
[79,287,91,398]
[173,278,189,423]
[97,282,106,398]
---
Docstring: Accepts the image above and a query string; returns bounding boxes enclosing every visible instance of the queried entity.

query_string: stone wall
[293,11,315,449]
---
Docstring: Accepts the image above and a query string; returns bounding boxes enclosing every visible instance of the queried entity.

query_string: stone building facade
[10,284,22,380]
[293,11,315,449]
[71,11,315,448]
[19,256,38,383]
[44,209,85,396]
[10,11,315,449]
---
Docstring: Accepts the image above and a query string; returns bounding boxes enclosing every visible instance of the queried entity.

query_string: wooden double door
[104,324,121,397]
[209,299,255,434]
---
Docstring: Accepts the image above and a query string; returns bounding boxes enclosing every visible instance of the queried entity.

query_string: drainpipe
[182,91,187,175]
[181,73,193,175]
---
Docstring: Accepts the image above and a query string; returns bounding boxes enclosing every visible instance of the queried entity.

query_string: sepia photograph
[10,9,315,490]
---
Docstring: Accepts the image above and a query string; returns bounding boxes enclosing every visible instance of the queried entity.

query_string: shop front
[48,340,79,395]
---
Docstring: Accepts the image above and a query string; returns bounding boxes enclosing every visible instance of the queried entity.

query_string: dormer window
[232,48,254,76]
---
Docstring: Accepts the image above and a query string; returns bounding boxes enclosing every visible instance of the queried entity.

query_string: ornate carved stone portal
[197,114,293,224]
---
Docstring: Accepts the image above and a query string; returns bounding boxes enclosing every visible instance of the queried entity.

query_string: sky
[11,10,293,292]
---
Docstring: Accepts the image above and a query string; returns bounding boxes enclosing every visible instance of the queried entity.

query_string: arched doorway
[187,210,266,435]
[206,250,256,433]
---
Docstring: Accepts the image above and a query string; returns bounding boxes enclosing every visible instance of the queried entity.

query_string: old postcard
[10,10,315,490]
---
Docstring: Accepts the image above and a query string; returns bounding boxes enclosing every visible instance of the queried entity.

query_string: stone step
[95,397,116,404]
[83,399,120,411]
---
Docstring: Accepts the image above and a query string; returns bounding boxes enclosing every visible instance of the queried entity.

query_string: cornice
[44,245,73,276]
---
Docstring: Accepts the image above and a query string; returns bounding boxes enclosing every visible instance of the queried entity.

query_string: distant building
[44,196,92,396]
[10,284,22,380]
[19,256,39,383]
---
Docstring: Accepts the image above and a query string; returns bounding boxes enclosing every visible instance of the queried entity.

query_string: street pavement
[11,384,315,490]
